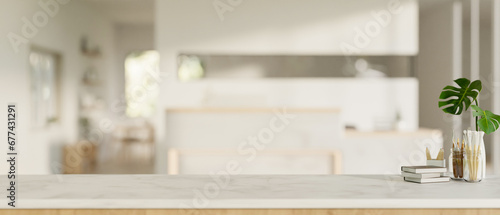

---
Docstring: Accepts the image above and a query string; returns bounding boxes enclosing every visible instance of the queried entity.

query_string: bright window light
[124,50,160,118]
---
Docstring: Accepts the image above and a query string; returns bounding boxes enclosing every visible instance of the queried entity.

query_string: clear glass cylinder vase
[463,130,486,183]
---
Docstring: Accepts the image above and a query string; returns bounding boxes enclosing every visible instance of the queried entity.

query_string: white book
[401,165,447,173]
[401,171,441,179]
[404,176,450,184]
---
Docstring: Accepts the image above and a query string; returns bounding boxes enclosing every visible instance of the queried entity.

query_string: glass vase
[449,148,463,180]
[463,130,486,183]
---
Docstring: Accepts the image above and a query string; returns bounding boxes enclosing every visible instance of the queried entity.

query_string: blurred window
[177,55,204,81]
[29,49,60,127]
[124,50,160,117]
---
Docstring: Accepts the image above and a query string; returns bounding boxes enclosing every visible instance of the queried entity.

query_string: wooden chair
[112,121,155,163]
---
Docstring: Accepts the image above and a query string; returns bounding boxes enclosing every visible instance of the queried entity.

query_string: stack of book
[401,166,449,183]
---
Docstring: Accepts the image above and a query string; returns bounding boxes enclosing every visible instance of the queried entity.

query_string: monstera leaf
[438,78,482,115]
[471,105,500,134]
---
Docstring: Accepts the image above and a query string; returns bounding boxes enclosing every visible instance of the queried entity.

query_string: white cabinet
[162,108,443,175]
[168,149,341,175]
[164,108,343,174]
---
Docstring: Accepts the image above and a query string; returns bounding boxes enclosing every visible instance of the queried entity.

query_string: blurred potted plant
[438,78,500,182]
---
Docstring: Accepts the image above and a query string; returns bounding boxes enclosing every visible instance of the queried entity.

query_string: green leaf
[471,105,500,134]
[438,78,482,115]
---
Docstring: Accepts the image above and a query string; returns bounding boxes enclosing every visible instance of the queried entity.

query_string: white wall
[0,0,114,174]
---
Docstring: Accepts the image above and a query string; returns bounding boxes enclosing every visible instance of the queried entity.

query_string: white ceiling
[83,0,155,24]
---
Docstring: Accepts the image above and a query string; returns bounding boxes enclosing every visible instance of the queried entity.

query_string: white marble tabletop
[1,175,500,209]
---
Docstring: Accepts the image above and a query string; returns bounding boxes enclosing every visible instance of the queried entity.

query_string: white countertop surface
[2,175,500,209]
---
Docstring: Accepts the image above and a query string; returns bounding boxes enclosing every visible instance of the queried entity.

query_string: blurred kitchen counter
[162,107,442,175]
[345,128,442,138]
[166,107,342,112]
